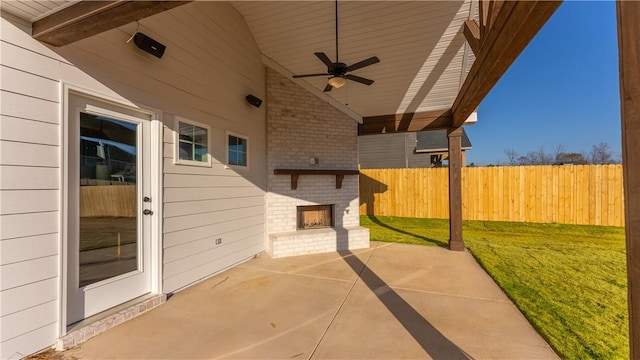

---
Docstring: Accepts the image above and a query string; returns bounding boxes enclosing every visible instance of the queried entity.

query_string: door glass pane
[79,112,138,287]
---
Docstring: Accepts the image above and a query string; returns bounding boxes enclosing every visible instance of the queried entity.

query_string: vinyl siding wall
[1,14,65,358]
[1,3,266,358]
[358,132,468,169]
[358,133,432,169]
[358,133,408,169]
[405,133,433,168]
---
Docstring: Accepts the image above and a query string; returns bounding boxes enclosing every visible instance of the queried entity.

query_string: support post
[447,127,464,251]
[617,2,640,357]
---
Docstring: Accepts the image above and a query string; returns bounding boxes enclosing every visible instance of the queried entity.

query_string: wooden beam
[451,1,562,127]
[479,0,490,40]
[447,127,464,251]
[359,109,453,136]
[32,1,191,46]
[463,20,481,56]
[488,1,506,40]
[480,0,506,41]
[617,1,640,357]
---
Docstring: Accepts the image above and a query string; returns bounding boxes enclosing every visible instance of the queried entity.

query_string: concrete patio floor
[63,242,559,359]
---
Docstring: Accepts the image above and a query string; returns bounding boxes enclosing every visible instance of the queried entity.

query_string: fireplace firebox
[297,205,334,230]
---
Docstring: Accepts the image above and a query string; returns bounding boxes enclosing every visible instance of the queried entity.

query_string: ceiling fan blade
[345,74,374,86]
[315,52,335,69]
[346,56,380,72]
[292,73,329,78]
[323,84,334,92]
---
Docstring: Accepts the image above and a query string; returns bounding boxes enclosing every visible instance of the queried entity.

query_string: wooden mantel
[273,169,360,190]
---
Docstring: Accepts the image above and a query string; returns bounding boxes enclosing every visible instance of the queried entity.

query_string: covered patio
[3,0,640,357]
[61,242,557,359]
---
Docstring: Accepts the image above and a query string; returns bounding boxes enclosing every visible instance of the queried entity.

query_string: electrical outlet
[215,238,222,245]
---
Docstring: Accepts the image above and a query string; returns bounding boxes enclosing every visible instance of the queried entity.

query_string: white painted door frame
[60,84,163,334]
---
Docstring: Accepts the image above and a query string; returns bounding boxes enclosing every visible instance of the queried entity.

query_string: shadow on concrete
[340,250,473,359]
[364,215,449,247]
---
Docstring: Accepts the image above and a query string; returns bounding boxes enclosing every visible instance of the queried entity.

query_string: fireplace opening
[297,205,334,230]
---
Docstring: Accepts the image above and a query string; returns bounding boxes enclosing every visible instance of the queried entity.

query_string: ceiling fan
[292,1,380,92]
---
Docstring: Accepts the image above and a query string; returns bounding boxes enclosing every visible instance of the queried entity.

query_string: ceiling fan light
[328,76,347,88]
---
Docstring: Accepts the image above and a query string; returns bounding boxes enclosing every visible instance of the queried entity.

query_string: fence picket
[359,165,624,226]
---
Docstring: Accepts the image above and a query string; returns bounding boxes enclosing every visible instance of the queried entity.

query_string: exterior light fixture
[245,94,262,108]
[328,76,347,88]
[132,32,166,59]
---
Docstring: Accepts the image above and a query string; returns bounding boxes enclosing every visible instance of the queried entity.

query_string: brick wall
[266,68,369,257]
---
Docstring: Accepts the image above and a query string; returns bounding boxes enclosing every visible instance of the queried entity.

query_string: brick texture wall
[266,68,369,257]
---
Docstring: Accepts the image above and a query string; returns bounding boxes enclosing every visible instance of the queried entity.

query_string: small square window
[175,117,211,167]
[227,133,248,167]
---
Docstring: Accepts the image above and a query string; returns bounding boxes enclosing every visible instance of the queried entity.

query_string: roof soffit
[1,1,478,119]
[231,1,476,118]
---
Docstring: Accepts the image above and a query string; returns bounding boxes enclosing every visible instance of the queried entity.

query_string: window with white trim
[175,117,211,167]
[227,133,248,167]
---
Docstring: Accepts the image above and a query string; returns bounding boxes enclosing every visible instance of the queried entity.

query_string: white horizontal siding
[1,116,60,146]
[1,278,57,316]
[1,301,57,341]
[1,255,58,291]
[164,173,258,188]
[1,65,59,102]
[57,9,264,131]
[165,212,265,249]
[0,233,58,265]
[0,90,60,124]
[1,1,268,356]
[163,242,264,293]
[164,186,264,203]
[65,0,268,294]
[164,196,264,218]
[142,2,267,292]
[1,40,62,80]
[0,165,59,190]
[0,141,58,167]
[164,222,263,270]
[164,223,264,264]
[1,30,61,349]
[0,301,57,360]
[0,323,58,360]
[163,205,265,235]
[0,212,58,240]
[0,190,59,215]
[0,12,68,63]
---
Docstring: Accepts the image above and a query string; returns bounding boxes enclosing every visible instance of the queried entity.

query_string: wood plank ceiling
[0,0,75,22]
[1,1,477,119]
[231,1,476,118]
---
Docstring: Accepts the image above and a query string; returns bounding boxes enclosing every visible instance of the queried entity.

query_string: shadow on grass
[365,215,449,247]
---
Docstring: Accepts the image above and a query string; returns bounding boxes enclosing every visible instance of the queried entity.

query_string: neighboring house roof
[415,129,472,153]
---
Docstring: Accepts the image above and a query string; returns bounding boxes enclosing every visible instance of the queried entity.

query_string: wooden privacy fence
[80,185,136,217]
[359,165,625,227]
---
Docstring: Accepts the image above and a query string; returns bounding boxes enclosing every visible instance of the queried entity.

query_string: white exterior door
[67,93,154,325]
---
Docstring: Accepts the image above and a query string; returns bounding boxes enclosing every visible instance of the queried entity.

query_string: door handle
[143,209,153,215]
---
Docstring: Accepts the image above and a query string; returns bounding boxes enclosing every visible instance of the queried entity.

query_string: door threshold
[57,293,166,351]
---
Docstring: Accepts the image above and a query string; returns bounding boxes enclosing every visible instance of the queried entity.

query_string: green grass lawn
[360,215,629,360]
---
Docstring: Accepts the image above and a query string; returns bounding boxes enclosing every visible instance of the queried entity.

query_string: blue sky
[465,1,621,166]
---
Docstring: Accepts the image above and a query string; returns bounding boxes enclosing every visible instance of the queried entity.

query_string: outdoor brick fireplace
[265,68,370,258]
[297,205,334,230]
